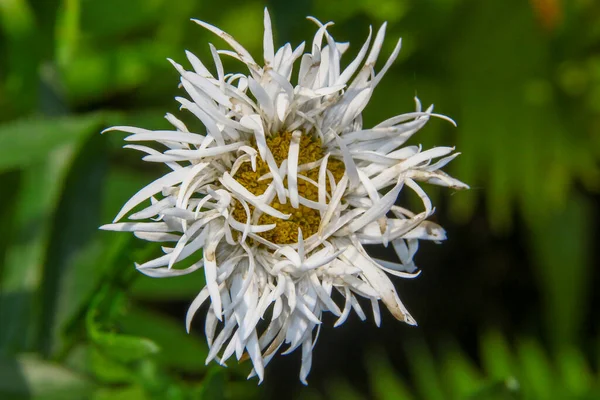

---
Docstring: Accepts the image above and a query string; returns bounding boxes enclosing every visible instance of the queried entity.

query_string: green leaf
[55,0,81,67]
[89,346,136,384]
[445,0,599,233]
[529,194,593,346]
[199,369,225,400]
[516,338,554,399]
[37,133,110,357]
[223,380,263,400]
[0,171,20,283]
[86,285,159,364]
[467,379,521,400]
[61,42,172,104]
[0,149,74,356]
[0,113,115,172]
[556,346,593,397]
[439,340,483,400]
[130,272,206,301]
[0,0,35,36]
[93,333,160,364]
[366,349,415,400]
[118,305,208,371]
[480,330,517,382]
[80,0,167,39]
[0,0,40,114]
[326,378,364,400]
[93,385,147,400]
[404,338,446,400]
[154,0,196,44]
[0,355,94,400]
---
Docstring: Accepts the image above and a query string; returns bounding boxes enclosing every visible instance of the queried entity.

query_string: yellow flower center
[232,131,345,244]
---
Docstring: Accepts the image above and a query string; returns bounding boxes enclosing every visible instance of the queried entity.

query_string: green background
[0,0,598,399]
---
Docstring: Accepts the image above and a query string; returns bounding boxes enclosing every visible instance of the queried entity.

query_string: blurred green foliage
[0,0,598,399]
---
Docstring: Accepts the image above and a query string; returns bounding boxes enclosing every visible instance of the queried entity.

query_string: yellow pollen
[232,131,345,245]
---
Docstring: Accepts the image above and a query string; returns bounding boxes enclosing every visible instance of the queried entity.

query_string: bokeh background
[0,0,598,399]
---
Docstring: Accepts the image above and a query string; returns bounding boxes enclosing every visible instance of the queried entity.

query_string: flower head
[101,8,468,384]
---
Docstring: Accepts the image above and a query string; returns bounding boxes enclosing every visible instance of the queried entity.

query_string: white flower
[100,8,468,384]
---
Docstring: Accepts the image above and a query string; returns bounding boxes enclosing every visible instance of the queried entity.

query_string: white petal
[333,131,360,188]
[402,221,447,241]
[263,8,275,64]
[186,286,210,332]
[204,228,225,320]
[133,232,180,242]
[344,176,404,233]
[122,145,182,171]
[246,331,265,382]
[334,287,352,327]
[336,26,372,86]
[100,222,174,232]
[137,261,202,278]
[372,38,401,88]
[299,333,313,385]
[248,78,275,121]
[408,169,470,190]
[371,298,381,327]
[309,274,341,316]
[113,166,192,222]
[117,128,206,145]
[342,242,416,325]
[287,130,302,208]
[185,50,213,77]
[220,172,290,220]
[192,19,258,69]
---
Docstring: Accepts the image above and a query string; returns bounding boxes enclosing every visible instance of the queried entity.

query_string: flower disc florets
[101,8,468,384]
[232,130,345,244]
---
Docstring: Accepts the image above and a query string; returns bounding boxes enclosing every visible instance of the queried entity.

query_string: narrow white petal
[345,177,404,233]
[122,145,182,171]
[336,26,372,86]
[371,298,381,327]
[248,78,275,121]
[408,169,470,190]
[402,146,455,169]
[119,129,206,145]
[220,172,290,220]
[137,262,202,278]
[343,242,416,324]
[334,132,360,188]
[372,38,402,88]
[133,232,180,242]
[185,50,213,77]
[366,22,387,66]
[334,287,352,327]
[299,334,313,385]
[350,294,367,321]
[227,216,276,234]
[246,331,265,382]
[402,221,447,241]
[205,315,237,363]
[319,175,348,235]
[100,222,173,232]
[309,274,341,316]
[186,286,210,332]
[263,8,275,64]
[204,228,225,320]
[287,130,301,208]
[113,166,192,222]
[192,19,258,67]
